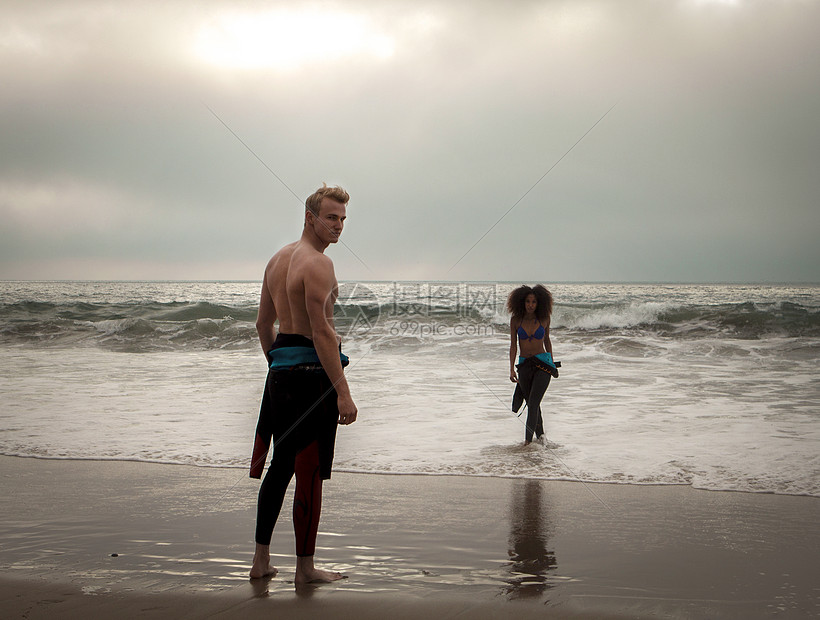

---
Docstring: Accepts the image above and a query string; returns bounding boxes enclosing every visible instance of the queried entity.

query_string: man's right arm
[255,267,277,364]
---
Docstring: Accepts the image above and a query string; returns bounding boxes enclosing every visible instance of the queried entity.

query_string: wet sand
[0,456,818,618]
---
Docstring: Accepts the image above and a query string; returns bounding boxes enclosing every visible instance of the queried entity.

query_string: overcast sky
[1,0,818,282]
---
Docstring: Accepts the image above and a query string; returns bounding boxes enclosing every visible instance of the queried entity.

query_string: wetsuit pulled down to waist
[512,353,560,443]
[250,333,347,480]
[512,352,560,415]
[518,351,560,377]
[267,332,350,370]
[251,333,349,551]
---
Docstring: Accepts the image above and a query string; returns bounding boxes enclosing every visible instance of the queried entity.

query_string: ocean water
[0,281,818,497]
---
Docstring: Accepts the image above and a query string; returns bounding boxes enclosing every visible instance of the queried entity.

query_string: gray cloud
[1,0,818,281]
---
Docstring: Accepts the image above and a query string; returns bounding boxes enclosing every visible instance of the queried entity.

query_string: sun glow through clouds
[687,0,741,6]
[193,9,395,71]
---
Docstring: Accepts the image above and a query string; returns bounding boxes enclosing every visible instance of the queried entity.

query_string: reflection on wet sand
[503,479,557,599]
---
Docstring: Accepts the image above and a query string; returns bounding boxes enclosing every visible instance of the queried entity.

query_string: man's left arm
[304,257,357,425]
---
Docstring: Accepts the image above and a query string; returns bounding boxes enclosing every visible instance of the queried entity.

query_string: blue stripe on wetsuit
[518,351,556,371]
[269,346,349,370]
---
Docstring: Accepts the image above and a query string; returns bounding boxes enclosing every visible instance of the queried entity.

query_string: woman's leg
[527,371,551,440]
[517,364,537,443]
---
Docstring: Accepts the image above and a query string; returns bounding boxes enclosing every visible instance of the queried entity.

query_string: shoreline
[4,453,817,500]
[1,455,818,618]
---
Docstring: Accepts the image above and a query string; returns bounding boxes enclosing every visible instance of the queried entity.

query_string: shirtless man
[249,184,357,583]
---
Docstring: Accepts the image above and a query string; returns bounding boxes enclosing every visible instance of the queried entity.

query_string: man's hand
[510,370,518,383]
[337,393,357,425]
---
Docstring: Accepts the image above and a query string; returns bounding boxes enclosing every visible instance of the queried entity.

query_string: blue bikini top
[517,322,545,341]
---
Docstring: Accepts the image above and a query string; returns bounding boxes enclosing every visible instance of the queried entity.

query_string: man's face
[309,198,347,244]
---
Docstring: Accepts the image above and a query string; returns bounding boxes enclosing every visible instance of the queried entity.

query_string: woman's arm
[543,316,553,354]
[509,318,518,382]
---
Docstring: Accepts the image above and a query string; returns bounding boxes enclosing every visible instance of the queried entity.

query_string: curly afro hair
[506,284,553,323]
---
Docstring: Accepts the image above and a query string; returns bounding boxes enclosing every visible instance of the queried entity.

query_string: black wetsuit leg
[517,362,551,442]
[255,442,296,545]
[253,352,338,549]
[255,440,324,551]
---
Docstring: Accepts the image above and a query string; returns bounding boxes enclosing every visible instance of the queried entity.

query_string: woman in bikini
[507,284,557,445]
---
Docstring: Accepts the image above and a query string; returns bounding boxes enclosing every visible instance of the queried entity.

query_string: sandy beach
[0,455,817,619]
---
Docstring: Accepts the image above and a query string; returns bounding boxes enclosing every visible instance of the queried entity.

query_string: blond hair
[305,183,349,215]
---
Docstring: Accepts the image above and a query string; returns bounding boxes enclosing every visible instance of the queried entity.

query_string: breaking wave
[1,295,817,351]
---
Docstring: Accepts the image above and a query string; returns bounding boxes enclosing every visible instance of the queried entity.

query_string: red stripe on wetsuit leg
[293,441,322,557]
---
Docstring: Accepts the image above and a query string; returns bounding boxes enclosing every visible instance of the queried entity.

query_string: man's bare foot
[250,562,278,579]
[295,556,346,584]
[250,543,278,579]
[295,567,345,584]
